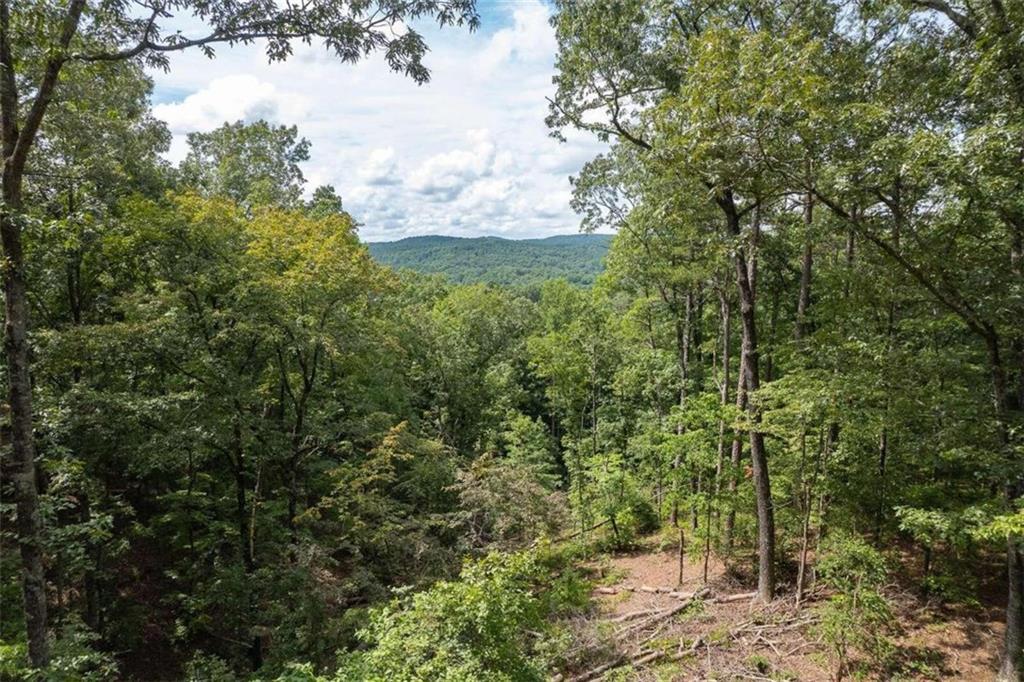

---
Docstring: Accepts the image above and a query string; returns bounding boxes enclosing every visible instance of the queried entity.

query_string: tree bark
[989,337,1024,681]
[669,288,693,527]
[1,204,50,668]
[723,347,746,554]
[795,191,813,341]
[734,250,775,602]
[230,416,262,670]
[719,191,775,602]
[677,526,685,586]
[1,1,87,667]
[714,290,730,536]
[724,210,759,553]
[1005,220,1024,682]
[796,429,826,605]
[1003,537,1024,681]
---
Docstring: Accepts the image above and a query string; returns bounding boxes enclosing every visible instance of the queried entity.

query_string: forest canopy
[1,0,1023,681]
[367,234,612,288]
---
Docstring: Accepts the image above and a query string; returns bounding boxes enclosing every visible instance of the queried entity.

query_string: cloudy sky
[148,0,607,242]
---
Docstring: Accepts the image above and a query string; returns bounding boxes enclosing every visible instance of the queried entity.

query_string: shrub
[334,552,549,681]
[0,618,120,681]
[184,653,239,681]
[452,456,569,551]
[815,534,893,680]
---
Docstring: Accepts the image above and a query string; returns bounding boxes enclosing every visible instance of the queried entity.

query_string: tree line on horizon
[367,234,612,288]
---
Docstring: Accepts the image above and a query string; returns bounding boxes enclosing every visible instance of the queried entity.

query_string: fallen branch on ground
[616,587,710,639]
[569,594,820,681]
[593,585,699,599]
[571,634,706,682]
[606,608,662,624]
[713,591,757,603]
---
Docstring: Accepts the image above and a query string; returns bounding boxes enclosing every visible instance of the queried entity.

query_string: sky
[147,0,608,242]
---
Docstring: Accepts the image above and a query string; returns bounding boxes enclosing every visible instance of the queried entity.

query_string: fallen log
[713,590,757,604]
[616,587,710,639]
[569,654,627,682]
[567,591,817,681]
[606,608,661,624]
[567,590,774,681]
[593,586,697,599]
[571,635,705,682]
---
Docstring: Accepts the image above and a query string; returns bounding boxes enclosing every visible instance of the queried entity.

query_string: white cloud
[457,177,517,215]
[153,74,309,135]
[477,4,557,75]
[148,0,608,240]
[407,129,496,199]
[359,147,400,186]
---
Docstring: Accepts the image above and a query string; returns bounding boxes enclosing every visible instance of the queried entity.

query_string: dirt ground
[563,534,1004,681]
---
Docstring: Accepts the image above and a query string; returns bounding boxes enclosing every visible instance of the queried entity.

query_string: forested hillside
[1,1,1023,682]
[368,234,612,287]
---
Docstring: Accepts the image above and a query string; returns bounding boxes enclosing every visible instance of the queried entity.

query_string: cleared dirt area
[561,535,1004,681]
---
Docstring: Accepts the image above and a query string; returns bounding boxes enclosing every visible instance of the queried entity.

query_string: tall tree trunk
[2,146,51,676]
[795,191,813,341]
[670,289,693,527]
[723,347,746,554]
[874,276,896,547]
[719,191,775,602]
[1005,540,1024,681]
[287,397,306,549]
[702,480,713,583]
[988,337,1024,681]
[844,228,855,300]
[874,427,888,545]
[230,417,262,670]
[714,291,730,536]
[734,250,775,602]
[796,429,826,605]
[1,1,86,666]
[677,526,685,586]
[765,287,779,382]
[724,210,760,553]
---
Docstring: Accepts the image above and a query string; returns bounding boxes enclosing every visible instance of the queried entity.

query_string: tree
[0,0,478,667]
[180,120,310,209]
[306,185,346,218]
[549,1,808,602]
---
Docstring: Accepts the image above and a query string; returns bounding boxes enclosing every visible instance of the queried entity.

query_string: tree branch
[908,0,976,38]
[812,188,995,342]
[0,0,19,159]
[9,0,86,179]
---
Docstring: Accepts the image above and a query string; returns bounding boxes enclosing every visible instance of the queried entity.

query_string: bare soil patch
[564,535,1003,681]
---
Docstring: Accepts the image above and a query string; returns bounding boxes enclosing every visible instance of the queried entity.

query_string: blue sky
[148,0,607,241]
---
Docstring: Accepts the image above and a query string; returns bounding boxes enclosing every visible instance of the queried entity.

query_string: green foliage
[817,535,894,679]
[335,552,549,682]
[819,591,894,680]
[5,0,1024,677]
[0,617,119,681]
[368,235,611,288]
[452,454,569,551]
[973,506,1024,542]
[184,654,241,681]
[180,121,312,209]
[501,412,562,490]
[817,534,889,594]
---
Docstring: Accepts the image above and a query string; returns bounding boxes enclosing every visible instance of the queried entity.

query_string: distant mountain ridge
[367,233,612,287]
